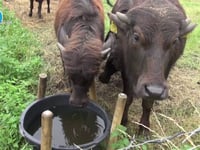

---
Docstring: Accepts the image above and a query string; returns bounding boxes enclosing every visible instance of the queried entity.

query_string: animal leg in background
[139,99,154,135]
[29,0,34,17]
[29,0,50,18]
[37,0,42,18]
[47,0,50,14]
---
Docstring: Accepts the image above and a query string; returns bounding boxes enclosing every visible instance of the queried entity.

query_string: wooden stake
[107,93,127,150]
[89,80,97,100]
[37,73,47,100]
[41,110,53,150]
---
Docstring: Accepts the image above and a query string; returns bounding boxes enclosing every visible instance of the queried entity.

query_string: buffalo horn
[57,42,65,51]
[181,19,197,36]
[185,18,191,25]
[108,12,127,29]
[184,23,197,34]
[101,48,111,57]
[181,19,191,29]
[116,12,130,24]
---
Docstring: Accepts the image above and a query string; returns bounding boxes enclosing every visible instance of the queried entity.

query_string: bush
[0,3,43,149]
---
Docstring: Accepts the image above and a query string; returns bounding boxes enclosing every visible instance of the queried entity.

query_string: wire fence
[117,127,200,150]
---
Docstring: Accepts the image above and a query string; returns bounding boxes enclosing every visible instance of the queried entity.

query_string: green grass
[178,0,200,69]
[103,0,113,34]
[0,1,43,149]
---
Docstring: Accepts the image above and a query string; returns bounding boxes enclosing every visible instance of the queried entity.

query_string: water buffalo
[54,0,109,107]
[29,0,50,18]
[99,0,196,134]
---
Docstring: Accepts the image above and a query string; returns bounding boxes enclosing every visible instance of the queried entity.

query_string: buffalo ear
[108,12,130,31]
[180,19,197,37]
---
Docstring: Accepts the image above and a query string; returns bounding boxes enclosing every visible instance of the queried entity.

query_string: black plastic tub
[19,94,111,150]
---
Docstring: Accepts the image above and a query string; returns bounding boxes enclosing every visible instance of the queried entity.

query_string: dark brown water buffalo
[54,0,109,107]
[29,0,50,18]
[99,0,196,134]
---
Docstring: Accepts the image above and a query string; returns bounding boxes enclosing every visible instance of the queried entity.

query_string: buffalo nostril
[145,85,165,97]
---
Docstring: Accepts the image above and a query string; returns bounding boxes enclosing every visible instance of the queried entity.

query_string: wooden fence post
[107,93,127,150]
[41,110,53,150]
[37,73,47,100]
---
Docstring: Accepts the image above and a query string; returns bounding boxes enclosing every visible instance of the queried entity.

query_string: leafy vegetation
[0,1,43,149]
[110,125,130,149]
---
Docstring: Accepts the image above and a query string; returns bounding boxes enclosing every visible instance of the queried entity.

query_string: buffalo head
[108,8,196,100]
[58,42,110,107]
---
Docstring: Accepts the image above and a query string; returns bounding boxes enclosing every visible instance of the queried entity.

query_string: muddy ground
[3,0,200,144]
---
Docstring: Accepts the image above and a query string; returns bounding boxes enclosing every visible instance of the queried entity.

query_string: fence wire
[118,127,200,150]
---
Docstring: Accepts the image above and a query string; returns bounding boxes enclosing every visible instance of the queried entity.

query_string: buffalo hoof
[137,125,151,138]
[99,72,110,83]
[29,13,32,17]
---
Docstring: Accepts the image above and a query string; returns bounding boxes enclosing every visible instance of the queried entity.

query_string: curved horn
[57,42,65,51]
[101,48,111,59]
[185,23,197,32]
[101,48,111,56]
[185,18,191,25]
[116,12,130,24]
[108,12,128,30]
[181,19,197,36]
[181,19,191,29]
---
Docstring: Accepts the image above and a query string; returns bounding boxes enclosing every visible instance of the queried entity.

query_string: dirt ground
[3,0,200,143]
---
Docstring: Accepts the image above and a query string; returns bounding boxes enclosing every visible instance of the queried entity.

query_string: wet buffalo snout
[144,84,168,100]
[69,96,89,107]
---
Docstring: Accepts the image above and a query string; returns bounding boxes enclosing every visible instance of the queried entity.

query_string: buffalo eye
[173,37,179,45]
[172,37,180,49]
[133,32,140,42]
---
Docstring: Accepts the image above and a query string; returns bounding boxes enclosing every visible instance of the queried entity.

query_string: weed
[0,4,43,150]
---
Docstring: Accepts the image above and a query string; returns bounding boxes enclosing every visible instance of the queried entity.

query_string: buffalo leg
[99,56,118,83]
[121,70,134,125]
[37,0,42,18]
[47,0,50,13]
[138,99,154,135]
[29,0,34,17]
